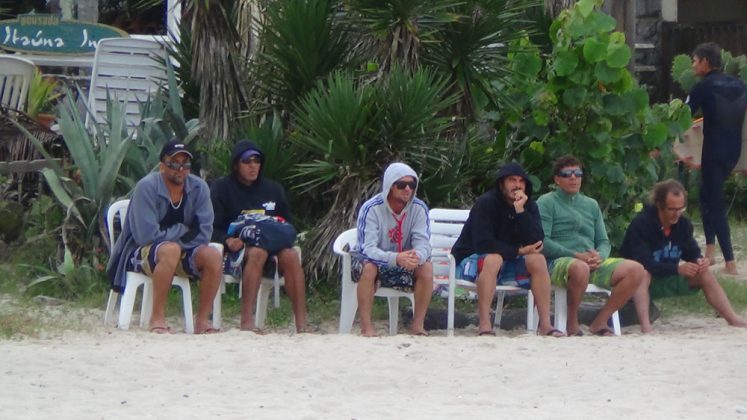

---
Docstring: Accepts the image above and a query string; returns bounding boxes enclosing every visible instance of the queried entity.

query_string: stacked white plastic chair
[103,199,195,333]
[85,37,167,133]
[334,228,415,335]
[0,55,35,111]
[429,208,542,336]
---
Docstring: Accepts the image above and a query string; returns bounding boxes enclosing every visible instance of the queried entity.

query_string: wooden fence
[659,21,747,100]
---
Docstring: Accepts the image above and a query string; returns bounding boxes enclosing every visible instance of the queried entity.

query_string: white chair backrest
[332,228,357,256]
[0,55,35,111]
[429,208,469,278]
[85,38,168,132]
[106,199,131,248]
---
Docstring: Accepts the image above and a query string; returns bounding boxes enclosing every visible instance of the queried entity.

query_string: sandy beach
[2,309,747,420]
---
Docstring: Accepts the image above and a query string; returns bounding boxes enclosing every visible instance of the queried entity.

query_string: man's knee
[156,242,181,268]
[480,254,503,275]
[196,245,222,273]
[568,260,590,283]
[524,253,547,272]
[415,261,433,283]
[244,246,269,266]
[359,262,378,284]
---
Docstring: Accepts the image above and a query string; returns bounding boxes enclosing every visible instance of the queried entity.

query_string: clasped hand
[396,250,420,270]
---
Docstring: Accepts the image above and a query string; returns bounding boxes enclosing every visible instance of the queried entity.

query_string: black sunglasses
[558,168,583,178]
[241,156,261,164]
[164,161,192,171]
[394,180,417,190]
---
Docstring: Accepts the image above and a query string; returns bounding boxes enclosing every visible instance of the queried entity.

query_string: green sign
[0,14,127,55]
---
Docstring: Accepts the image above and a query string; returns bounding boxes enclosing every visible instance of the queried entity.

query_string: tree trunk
[602,0,637,71]
[546,0,576,18]
[75,0,98,23]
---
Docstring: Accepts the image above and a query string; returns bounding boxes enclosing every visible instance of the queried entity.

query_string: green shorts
[548,257,624,289]
[649,275,700,299]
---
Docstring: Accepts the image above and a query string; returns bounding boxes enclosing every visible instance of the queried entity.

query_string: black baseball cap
[159,139,193,161]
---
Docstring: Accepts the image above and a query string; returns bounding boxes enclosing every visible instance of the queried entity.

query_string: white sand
[2,314,747,419]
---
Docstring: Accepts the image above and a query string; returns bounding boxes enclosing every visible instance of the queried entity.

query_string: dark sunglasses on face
[164,161,192,171]
[558,168,583,178]
[241,156,262,164]
[394,180,417,190]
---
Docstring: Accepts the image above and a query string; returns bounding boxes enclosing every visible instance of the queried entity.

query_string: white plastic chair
[429,208,542,337]
[211,245,300,330]
[553,284,622,336]
[0,55,35,111]
[103,199,195,333]
[334,229,415,335]
[85,38,167,133]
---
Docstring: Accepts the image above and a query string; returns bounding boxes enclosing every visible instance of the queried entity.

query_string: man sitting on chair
[621,179,747,332]
[451,162,563,337]
[106,139,222,334]
[352,162,432,337]
[537,155,643,336]
[211,140,307,333]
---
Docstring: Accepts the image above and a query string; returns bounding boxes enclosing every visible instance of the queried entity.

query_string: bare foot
[240,322,267,334]
[640,325,655,334]
[360,326,378,337]
[723,261,738,275]
[727,319,747,328]
[408,328,429,336]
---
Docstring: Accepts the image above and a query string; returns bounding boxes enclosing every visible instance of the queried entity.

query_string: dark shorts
[455,254,531,289]
[223,247,280,278]
[350,252,418,292]
[127,242,201,278]
[649,275,701,299]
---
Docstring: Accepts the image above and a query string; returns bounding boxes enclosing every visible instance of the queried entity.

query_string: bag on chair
[227,213,297,254]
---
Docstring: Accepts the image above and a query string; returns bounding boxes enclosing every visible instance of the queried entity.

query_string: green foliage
[251,0,356,116]
[26,69,62,118]
[422,0,541,120]
[497,0,691,245]
[671,49,747,93]
[290,67,458,283]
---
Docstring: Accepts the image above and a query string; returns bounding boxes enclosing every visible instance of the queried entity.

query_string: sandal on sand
[590,327,614,337]
[196,327,221,335]
[478,330,496,336]
[410,330,430,337]
[539,328,566,337]
[150,326,174,334]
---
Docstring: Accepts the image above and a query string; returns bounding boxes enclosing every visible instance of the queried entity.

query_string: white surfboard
[672,113,747,172]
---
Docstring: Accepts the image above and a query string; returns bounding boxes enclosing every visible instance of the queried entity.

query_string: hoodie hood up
[382,162,419,201]
[495,162,533,196]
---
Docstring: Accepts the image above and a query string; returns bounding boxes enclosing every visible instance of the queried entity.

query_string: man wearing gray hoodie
[353,162,433,336]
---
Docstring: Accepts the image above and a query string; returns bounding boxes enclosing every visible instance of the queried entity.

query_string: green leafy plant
[290,67,458,284]
[26,69,62,118]
[672,49,747,93]
[497,0,692,244]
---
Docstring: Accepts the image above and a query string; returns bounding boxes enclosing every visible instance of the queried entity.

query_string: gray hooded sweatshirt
[354,162,431,266]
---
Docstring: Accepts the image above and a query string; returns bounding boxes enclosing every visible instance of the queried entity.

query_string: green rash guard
[536,189,611,260]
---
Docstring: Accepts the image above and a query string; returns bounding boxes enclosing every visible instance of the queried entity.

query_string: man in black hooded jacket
[211,140,307,333]
[451,162,562,337]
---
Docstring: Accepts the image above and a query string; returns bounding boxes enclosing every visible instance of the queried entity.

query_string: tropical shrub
[290,68,458,284]
[496,0,692,244]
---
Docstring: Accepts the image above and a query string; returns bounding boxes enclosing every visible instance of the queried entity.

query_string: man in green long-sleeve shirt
[537,155,644,335]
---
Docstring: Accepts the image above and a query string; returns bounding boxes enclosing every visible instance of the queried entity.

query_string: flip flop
[568,330,584,337]
[540,328,566,337]
[196,327,221,335]
[590,327,615,337]
[410,330,430,337]
[150,325,174,334]
[478,330,496,336]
